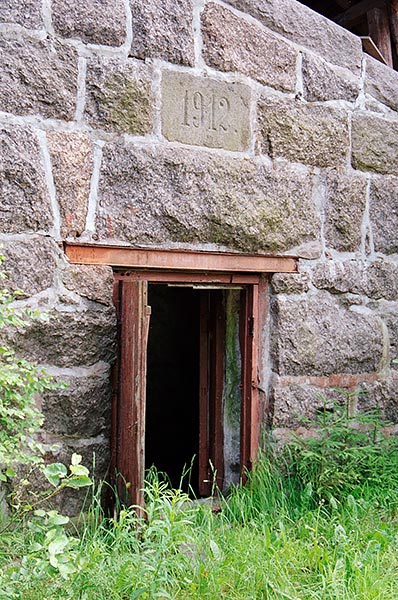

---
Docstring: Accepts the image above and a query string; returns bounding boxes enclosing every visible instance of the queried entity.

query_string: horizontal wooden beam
[64,243,298,274]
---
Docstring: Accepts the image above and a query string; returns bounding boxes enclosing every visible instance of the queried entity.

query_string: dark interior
[145,284,200,493]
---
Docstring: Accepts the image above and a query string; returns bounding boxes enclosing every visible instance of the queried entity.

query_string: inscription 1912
[161,71,251,152]
[182,90,235,133]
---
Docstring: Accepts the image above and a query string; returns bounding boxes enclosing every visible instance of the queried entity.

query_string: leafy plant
[282,392,398,503]
[0,256,62,478]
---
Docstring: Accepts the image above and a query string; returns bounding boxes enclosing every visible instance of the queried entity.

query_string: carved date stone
[161,71,251,151]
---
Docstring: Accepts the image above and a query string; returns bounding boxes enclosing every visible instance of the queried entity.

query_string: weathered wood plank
[65,243,298,274]
[368,5,394,67]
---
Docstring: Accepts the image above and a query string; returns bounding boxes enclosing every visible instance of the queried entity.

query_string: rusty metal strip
[64,243,297,273]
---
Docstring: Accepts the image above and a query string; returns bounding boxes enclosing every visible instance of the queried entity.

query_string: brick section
[0,0,43,28]
[129,0,195,66]
[258,96,349,167]
[323,170,367,252]
[0,37,78,120]
[96,143,320,253]
[224,0,362,72]
[369,175,398,255]
[47,131,93,238]
[201,2,297,92]
[365,56,398,112]
[351,113,398,175]
[52,0,127,46]
[271,292,384,376]
[302,53,359,102]
[85,56,153,135]
[0,125,53,233]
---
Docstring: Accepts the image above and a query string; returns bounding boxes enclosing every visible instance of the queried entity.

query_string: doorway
[64,243,298,509]
[112,272,261,506]
[145,284,200,493]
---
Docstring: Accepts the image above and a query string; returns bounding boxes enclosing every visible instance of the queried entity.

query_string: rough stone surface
[258,96,349,167]
[0,37,78,120]
[271,292,384,376]
[271,381,345,428]
[323,170,367,252]
[1,237,57,297]
[374,303,398,368]
[52,0,127,46]
[97,143,319,252]
[351,113,398,175]
[312,259,398,302]
[47,131,93,237]
[4,301,116,368]
[61,264,114,305]
[0,126,53,233]
[130,0,194,66]
[201,3,297,92]
[359,370,398,423]
[271,272,310,294]
[85,56,153,135]
[42,363,111,436]
[161,71,251,151]
[0,0,42,28]
[224,0,362,72]
[369,175,398,254]
[365,56,398,112]
[302,53,359,103]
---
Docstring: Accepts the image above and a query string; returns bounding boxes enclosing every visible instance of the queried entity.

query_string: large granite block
[0,37,78,120]
[201,2,297,92]
[96,143,320,253]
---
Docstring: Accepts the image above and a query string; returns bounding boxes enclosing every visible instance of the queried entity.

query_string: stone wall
[1,0,397,499]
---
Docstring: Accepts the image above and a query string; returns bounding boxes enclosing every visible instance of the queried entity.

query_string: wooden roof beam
[335,0,386,27]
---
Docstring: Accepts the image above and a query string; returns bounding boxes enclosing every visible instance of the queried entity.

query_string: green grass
[2,404,398,599]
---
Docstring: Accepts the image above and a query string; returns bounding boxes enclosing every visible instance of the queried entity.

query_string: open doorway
[112,273,261,506]
[145,284,200,493]
[64,243,298,509]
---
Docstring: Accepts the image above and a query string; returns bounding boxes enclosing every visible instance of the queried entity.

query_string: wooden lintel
[335,0,385,27]
[64,243,298,274]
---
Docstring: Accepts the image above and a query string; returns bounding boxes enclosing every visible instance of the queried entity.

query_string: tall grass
[1,402,398,599]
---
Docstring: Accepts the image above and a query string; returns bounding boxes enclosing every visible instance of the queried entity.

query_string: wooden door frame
[64,243,297,506]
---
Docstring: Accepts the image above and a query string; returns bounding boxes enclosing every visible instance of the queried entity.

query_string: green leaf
[43,463,68,487]
[57,562,77,577]
[34,509,46,517]
[47,513,70,526]
[48,535,69,557]
[69,464,90,477]
[71,453,82,466]
[63,475,92,489]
